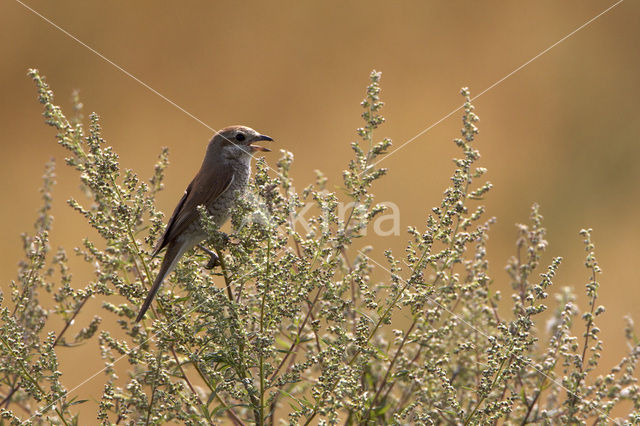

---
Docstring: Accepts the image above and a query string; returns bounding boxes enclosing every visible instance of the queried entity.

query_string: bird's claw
[205,252,220,269]
[198,244,221,269]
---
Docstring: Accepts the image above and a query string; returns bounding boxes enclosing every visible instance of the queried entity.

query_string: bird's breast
[205,159,251,226]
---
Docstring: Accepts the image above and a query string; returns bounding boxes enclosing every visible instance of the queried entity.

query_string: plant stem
[270,288,321,381]
[216,248,234,302]
[0,335,69,425]
[1,383,19,408]
[189,356,245,426]
[169,346,215,425]
[52,294,91,347]
[568,266,598,417]
[258,236,273,426]
[362,317,417,423]
[303,249,430,425]
[463,344,514,425]
[144,381,156,426]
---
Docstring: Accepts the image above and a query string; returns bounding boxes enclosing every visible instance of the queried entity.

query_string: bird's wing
[152,165,234,256]
[151,182,192,256]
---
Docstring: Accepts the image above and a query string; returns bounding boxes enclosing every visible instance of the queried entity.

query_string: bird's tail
[135,241,187,322]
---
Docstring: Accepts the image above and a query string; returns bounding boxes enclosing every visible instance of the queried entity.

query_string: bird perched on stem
[135,125,273,322]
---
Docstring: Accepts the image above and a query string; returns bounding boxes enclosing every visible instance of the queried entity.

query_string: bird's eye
[235,133,246,142]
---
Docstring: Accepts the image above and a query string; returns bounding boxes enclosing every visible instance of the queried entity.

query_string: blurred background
[1,0,639,421]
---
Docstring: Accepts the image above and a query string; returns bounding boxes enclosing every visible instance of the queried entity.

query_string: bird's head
[211,125,273,160]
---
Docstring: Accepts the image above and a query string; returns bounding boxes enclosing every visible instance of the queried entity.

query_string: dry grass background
[1,1,639,422]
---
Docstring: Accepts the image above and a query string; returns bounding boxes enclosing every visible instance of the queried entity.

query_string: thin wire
[358,249,618,424]
[14,0,281,174]
[27,252,278,422]
[13,0,626,421]
[369,0,625,170]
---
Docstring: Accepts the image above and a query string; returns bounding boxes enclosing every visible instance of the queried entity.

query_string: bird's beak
[250,134,274,152]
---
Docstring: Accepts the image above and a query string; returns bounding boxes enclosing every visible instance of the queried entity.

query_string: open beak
[250,134,274,152]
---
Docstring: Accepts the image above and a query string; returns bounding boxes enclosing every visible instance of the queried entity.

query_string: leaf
[375,403,391,416]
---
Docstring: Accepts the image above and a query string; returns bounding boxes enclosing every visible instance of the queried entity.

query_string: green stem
[269,289,321,381]
[169,347,214,425]
[463,344,514,425]
[216,248,234,302]
[258,236,272,426]
[269,235,326,385]
[362,317,417,423]
[349,248,429,366]
[567,255,599,420]
[55,407,70,426]
[0,335,69,425]
[189,355,245,426]
[108,173,155,288]
[144,380,157,426]
[303,248,430,426]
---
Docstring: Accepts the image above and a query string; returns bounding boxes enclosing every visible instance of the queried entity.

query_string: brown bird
[135,125,273,322]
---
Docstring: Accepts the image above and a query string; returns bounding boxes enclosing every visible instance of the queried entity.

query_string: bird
[135,125,273,322]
